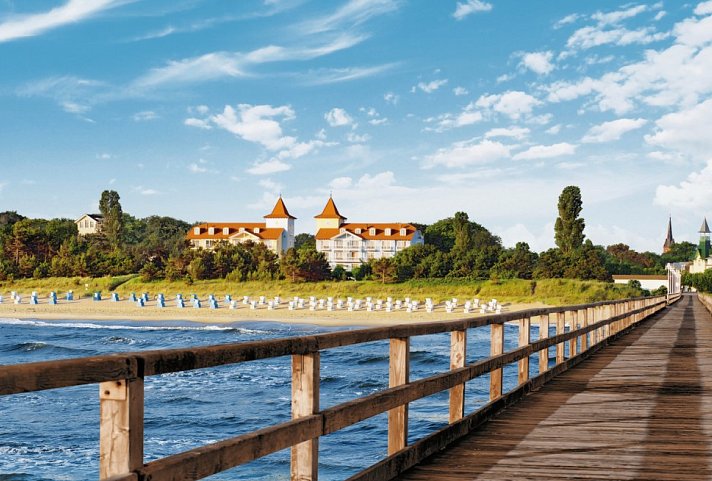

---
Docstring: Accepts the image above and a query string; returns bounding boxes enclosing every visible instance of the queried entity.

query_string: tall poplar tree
[554,186,585,255]
[99,190,123,248]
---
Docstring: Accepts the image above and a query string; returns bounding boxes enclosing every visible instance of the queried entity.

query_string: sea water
[0,318,538,480]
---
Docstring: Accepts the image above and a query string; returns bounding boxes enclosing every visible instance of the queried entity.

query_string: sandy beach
[0,295,549,327]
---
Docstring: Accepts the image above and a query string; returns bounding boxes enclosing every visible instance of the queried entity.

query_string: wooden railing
[0,295,675,481]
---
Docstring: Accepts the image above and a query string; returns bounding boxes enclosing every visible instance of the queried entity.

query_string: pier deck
[394,294,712,480]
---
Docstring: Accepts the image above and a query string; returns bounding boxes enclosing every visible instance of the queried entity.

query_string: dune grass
[0,276,645,306]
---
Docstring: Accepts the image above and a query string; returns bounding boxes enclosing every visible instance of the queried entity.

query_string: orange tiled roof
[264,197,296,219]
[314,197,346,219]
[316,223,419,240]
[186,223,283,241]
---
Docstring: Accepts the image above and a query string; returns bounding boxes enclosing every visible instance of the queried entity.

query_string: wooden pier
[0,293,692,481]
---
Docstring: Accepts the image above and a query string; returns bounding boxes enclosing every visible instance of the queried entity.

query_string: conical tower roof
[700,217,710,234]
[314,197,346,220]
[663,217,675,251]
[264,197,296,219]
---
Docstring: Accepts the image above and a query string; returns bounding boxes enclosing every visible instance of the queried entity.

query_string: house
[186,197,295,255]
[689,217,712,274]
[314,197,424,270]
[75,214,103,236]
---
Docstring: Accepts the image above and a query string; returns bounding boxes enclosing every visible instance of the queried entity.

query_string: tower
[699,217,711,259]
[264,196,296,249]
[663,217,675,253]
[314,196,347,231]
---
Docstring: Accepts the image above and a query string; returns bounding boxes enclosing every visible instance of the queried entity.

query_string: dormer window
[355,228,362,234]
[208,227,215,235]
[400,228,407,236]
[239,227,245,233]
[385,228,392,236]
[194,227,201,235]
[254,227,260,234]
[340,227,346,234]
[223,227,230,235]
[369,227,376,236]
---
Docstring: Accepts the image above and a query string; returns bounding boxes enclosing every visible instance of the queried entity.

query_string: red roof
[316,223,420,241]
[314,197,346,220]
[264,197,296,219]
[186,223,283,241]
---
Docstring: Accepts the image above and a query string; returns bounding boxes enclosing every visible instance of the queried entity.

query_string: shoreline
[0,297,551,328]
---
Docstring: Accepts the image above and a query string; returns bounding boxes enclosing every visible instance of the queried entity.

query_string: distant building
[612,275,668,291]
[314,197,424,270]
[186,197,295,255]
[689,217,712,274]
[663,217,675,253]
[75,214,103,236]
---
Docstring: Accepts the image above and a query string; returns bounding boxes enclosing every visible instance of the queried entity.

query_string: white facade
[75,214,102,236]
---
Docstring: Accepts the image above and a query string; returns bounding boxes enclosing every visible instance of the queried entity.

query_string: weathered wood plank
[518,317,530,385]
[448,330,466,423]
[490,324,504,400]
[291,353,320,481]
[99,377,143,480]
[389,338,410,455]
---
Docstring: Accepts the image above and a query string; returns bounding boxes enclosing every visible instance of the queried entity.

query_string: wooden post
[388,338,409,455]
[538,314,550,374]
[99,377,143,480]
[291,353,320,481]
[556,312,565,364]
[580,308,589,352]
[449,330,466,423]
[568,310,577,358]
[518,317,530,385]
[490,323,504,400]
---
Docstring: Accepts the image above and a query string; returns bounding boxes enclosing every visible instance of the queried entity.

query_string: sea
[0,317,541,481]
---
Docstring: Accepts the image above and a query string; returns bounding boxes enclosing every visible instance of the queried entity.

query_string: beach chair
[288,301,295,311]
[177,298,185,308]
[137,298,145,307]
[267,301,274,310]
[251,300,257,310]
[14,295,21,305]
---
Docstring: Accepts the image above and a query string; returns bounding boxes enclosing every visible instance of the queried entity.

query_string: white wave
[0,317,267,334]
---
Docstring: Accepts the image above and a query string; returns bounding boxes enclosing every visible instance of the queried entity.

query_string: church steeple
[699,217,711,260]
[663,217,675,253]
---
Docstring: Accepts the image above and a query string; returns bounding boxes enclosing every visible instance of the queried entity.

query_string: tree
[297,247,331,281]
[371,257,396,284]
[99,190,124,247]
[280,248,301,282]
[533,248,566,279]
[491,242,538,279]
[294,233,315,250]
[554,186,585,255]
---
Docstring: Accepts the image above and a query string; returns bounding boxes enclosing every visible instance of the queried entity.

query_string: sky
[1,0,712,253]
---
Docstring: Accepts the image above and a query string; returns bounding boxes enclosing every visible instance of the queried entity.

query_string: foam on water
[0,317,267,334]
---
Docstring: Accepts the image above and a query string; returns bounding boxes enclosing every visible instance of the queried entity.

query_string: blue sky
[1,0,712,252]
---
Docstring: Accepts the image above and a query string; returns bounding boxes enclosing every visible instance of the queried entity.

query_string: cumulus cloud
[422,139,511,169]
[132,110,158,122]
[246,159,292,175]
[325,107,354,127]
[520,51,555,75]
[209,104,296,150]
[426,102,482,131]
[184,117,212,130]
[453,0,492,20]
[475,90,541,119]
[453,86,469,96]
[512,143,577,160]
[645,98,712,159]
[655,159,712,209]
[485,126,530,140]
[582,118,648,143]
[413,79,448,94]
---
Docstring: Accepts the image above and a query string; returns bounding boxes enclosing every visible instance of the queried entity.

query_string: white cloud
[346,132,370,143]
[0,0,130,43]
[384,92,399,104]
[645,98,712,159]
[426,102,482,131]
[485,126,530,140]
[453,0,492,20]
[96,153,112,160]
[325,107,354,127]
[566,25,668,51]
[210,104,296,151]
[512,143,577,160]
[591,5,649,26]
[188,162,207,174]
[138,187,160,196]
[301,63,397,85]
[423,139,511,169]
[475,90,541,119]
[184,117,212,130]
[17,75,105,114]
[696,1,712,16]
[299,0,401,35]
[414,79,448,94]
[582,118,648,143]
[132,110,158,122]
[246,159,291,175]
[546,124,562,135]
[554,13,580,29]
[655,159,712,209]
[647,151,688,165]
[521,51,554,75]
[453,86,469,96]
[369,117,388,126]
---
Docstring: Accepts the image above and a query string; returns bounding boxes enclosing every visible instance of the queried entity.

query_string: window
[223,227,230,235]
[385,228,392,236]
[369,227,376,236]
[254,227,260,234]
[239,227,245,233]
[400,228,407,236]
[206,240,214,248]
[208,227,215,235]
[355,228,362,234]
[340,227,346,234]
[194,227,201,235]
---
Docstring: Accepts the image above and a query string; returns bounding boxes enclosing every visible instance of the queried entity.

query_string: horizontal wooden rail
[0,295,673,481]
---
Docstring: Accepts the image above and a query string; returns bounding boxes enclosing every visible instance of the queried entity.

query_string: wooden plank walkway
[394,294,712,480]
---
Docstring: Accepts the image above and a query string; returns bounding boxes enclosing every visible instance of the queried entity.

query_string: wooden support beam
[538,314,550,374]
[291,353,320,481]
[568,310,577,358]
[448,330,466,423]
[580,309,589,352]
[489,324,504,400]
[388,338,409,455]
[556,312,566,364]
[99,377,143,480]
[518,317,530,385]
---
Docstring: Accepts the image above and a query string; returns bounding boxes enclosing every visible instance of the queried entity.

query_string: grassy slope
[0,277,644,306]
